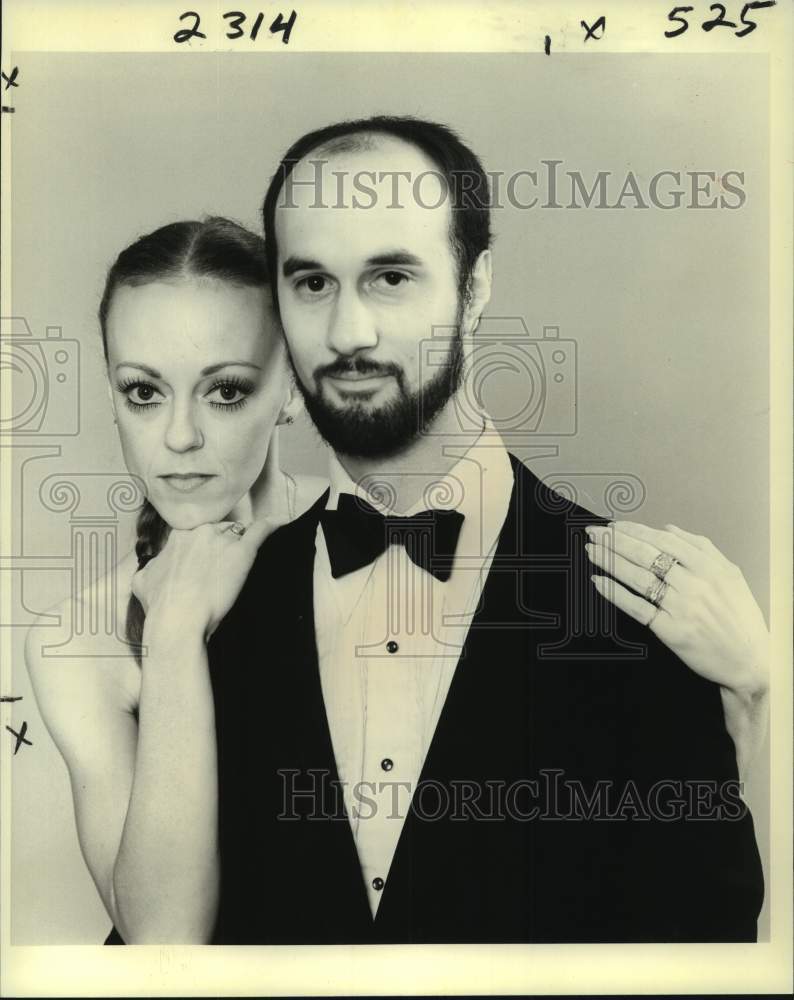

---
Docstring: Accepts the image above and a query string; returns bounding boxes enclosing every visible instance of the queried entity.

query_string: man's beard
[290,327,465,460]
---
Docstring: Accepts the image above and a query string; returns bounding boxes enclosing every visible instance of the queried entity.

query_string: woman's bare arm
[111,622,219,943]
[111,516,276,942]
[25,579,222,942]
[25,602,139,929]
[720,680,769,784]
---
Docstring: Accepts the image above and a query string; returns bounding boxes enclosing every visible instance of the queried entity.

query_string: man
[207,116,765,943]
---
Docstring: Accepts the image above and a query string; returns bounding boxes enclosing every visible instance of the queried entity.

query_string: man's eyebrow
[282,256,323,278]
[282,250,425,278]
[365,251,424,268]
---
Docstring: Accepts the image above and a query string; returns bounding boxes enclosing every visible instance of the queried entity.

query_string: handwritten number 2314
[175,10,297,44]
[665,1,775,37]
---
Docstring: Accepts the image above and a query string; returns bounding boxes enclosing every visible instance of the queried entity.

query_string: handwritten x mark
[2,67,19,90]
[6,722,32,754]
[581,16,606,41]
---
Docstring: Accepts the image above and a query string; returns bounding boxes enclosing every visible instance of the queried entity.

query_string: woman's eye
[117,380,163,408]
[206,379,255,409]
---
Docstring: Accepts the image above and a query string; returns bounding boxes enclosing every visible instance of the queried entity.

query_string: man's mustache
[314,357,403,381]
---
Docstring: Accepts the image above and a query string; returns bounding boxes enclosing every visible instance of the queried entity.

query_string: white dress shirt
[313,421,513,917]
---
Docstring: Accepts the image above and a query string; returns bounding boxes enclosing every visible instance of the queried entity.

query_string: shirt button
[372,877,385,891]
[381,757,394,772]
[386,640,399,654]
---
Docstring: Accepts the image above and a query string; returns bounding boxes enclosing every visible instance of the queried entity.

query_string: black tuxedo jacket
[109,454,763,944]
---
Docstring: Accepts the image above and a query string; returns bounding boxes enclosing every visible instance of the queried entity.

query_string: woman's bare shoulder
[25,550,142,721]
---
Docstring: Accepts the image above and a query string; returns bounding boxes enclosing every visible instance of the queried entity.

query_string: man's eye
[298,275,328,294]
[375,271,410,288]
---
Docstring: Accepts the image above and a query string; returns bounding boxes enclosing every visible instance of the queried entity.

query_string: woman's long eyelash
[207,376,257,411]
[115,378,161,409]
[113,376,256,412]
[115,377,149,393]
[209,375,255,393]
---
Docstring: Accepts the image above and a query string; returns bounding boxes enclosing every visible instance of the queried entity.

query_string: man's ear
[462,249,493,336]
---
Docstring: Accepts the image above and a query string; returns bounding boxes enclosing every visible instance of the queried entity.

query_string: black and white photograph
[1,1,791,995]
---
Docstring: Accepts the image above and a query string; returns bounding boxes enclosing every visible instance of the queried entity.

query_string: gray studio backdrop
[8,52,769,942]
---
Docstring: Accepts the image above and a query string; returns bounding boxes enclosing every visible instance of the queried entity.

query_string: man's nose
[164,401,204,453]
[326,286,378,356]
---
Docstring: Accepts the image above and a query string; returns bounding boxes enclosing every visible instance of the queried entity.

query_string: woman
[25,217,325,944]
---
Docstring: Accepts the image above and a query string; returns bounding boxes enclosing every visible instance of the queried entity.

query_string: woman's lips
[158,474,216,494]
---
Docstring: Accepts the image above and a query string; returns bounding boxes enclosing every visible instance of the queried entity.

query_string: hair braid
[125,499,169,665]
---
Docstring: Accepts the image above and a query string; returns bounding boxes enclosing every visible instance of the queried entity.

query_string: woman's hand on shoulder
[584,519,769,777]
[131,515,280,644]
[584,520,769,698]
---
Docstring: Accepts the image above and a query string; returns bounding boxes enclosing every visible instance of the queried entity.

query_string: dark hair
[98,217,270,664]
[261,115,492,305]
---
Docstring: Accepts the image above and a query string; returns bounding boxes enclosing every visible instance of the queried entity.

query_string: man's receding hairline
[311,132,378,158]
[295,130,439,173]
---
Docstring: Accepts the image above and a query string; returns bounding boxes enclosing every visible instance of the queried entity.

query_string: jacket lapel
[372,455,538,927]
[260,490,375,932]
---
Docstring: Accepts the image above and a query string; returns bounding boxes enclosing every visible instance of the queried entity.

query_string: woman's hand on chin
[131,515,278,644]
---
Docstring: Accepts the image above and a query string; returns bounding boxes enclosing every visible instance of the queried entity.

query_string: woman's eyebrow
[114,362,262,377]
[114,362,161,378]
[200,362,263,376]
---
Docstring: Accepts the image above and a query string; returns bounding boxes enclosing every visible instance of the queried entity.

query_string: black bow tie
[320,493,464,582]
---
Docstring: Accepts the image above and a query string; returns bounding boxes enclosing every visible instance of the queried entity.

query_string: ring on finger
[227,521,247,537]
[644,577,669,607]
[649,550,677,581]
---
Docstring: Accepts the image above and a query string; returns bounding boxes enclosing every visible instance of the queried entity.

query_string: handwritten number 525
[665,1,776,37]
